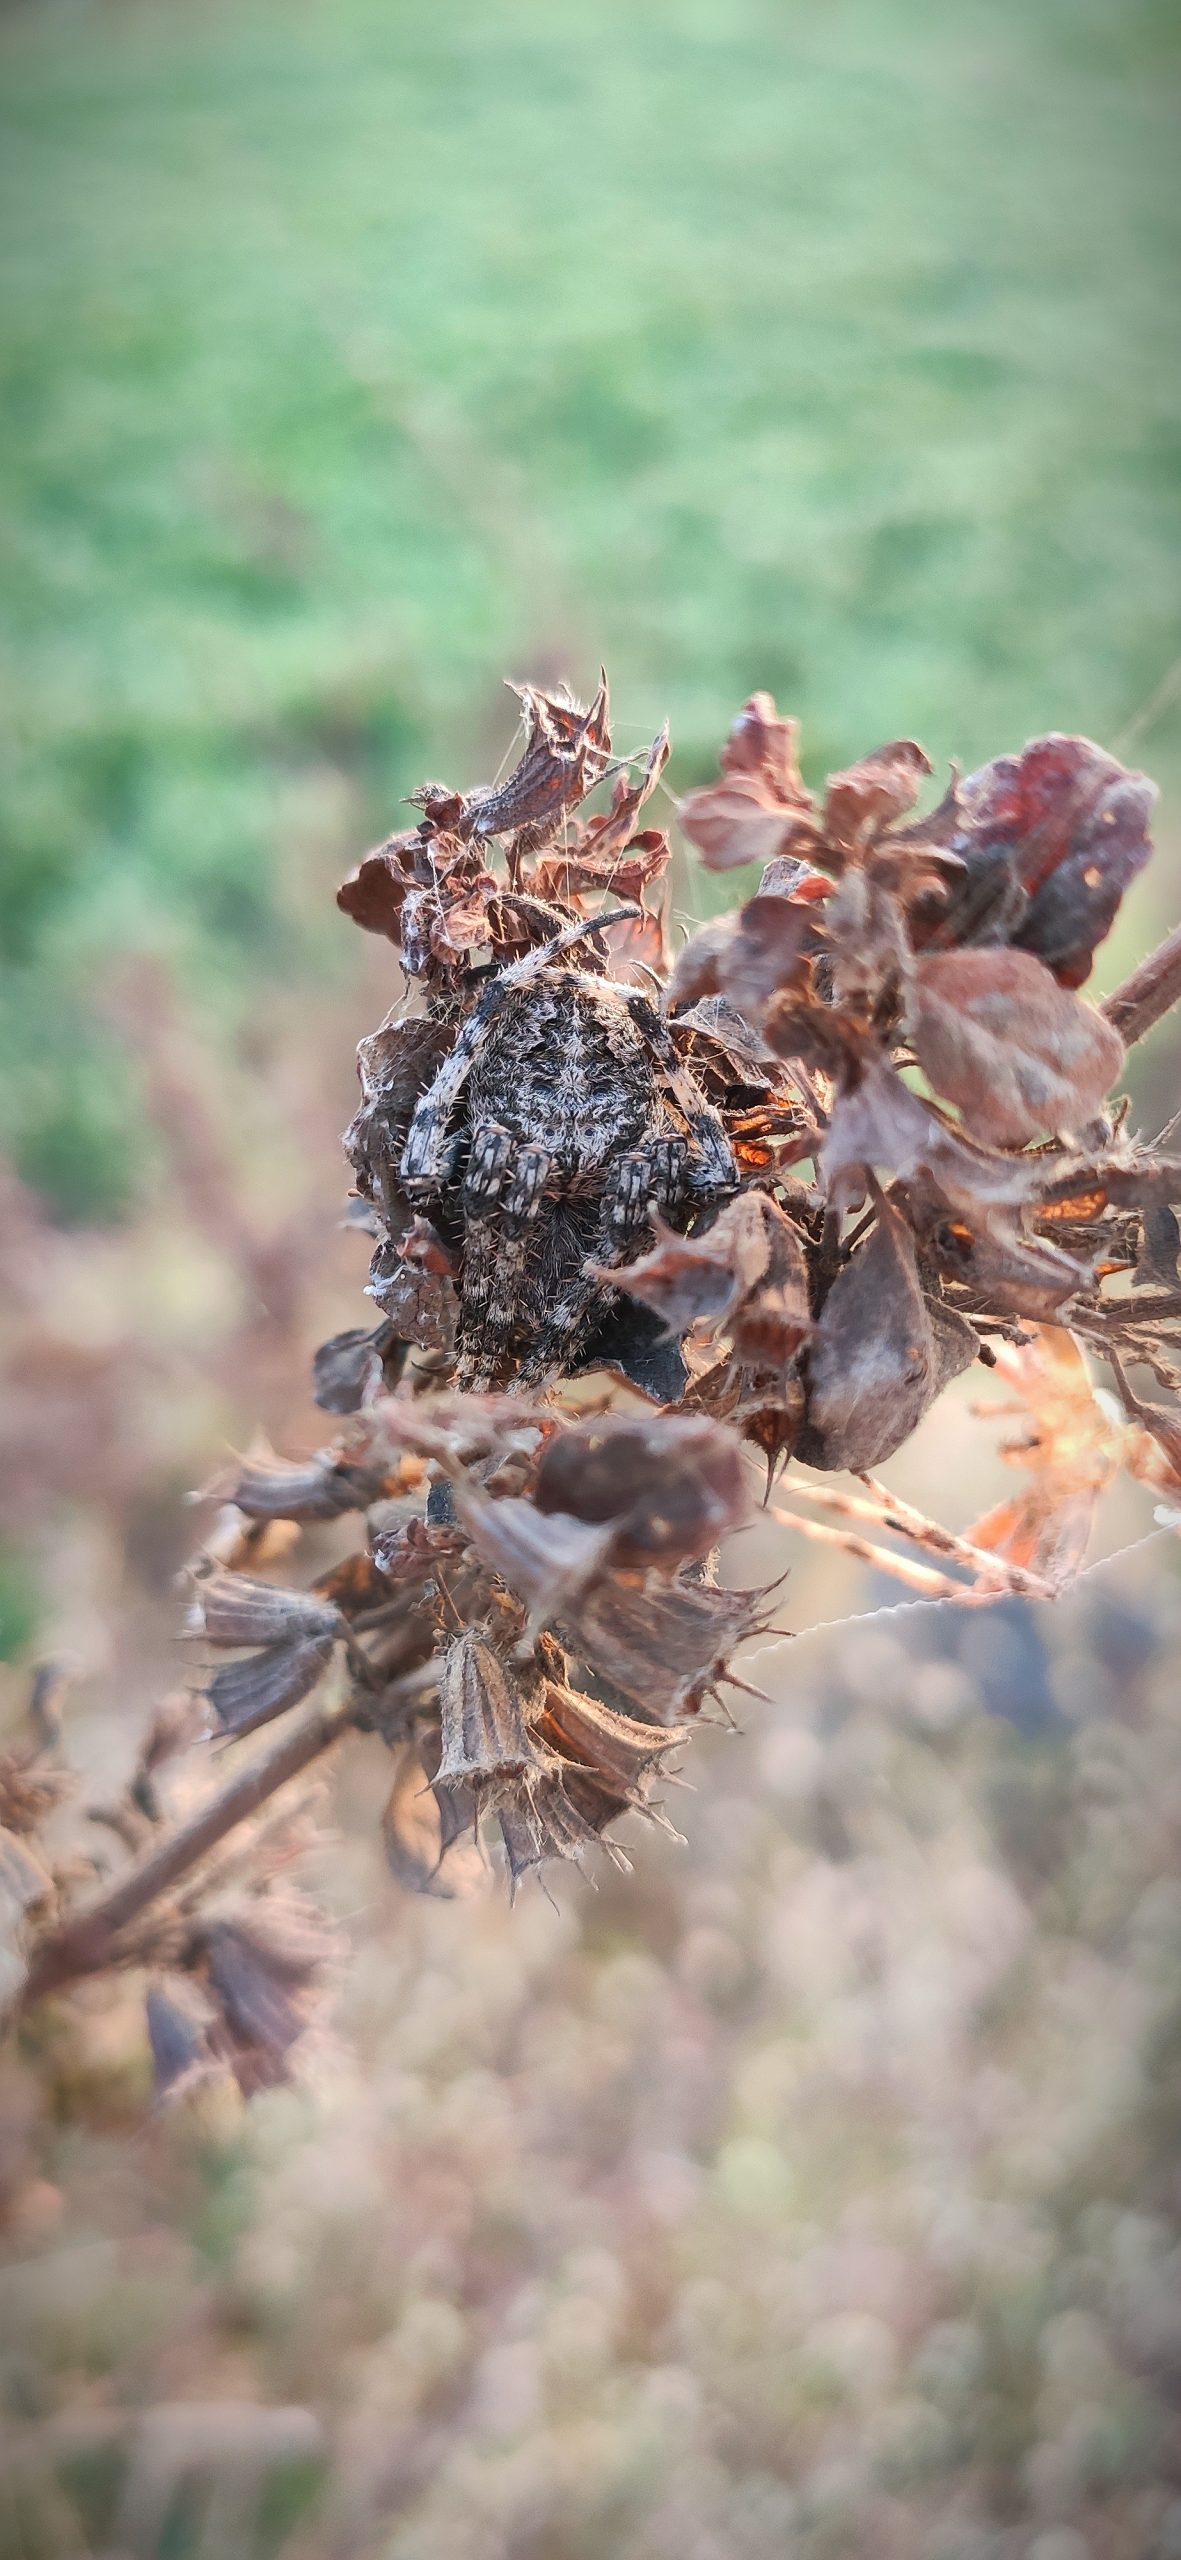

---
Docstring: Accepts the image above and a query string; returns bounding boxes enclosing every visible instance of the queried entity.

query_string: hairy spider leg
[555,975,737,1201]
[454,1134,558,1387]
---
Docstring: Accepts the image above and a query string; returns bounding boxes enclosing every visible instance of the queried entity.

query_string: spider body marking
[399,915,737,1388]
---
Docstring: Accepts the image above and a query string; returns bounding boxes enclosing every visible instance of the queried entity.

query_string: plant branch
[1103,922,1181,1050]
[18,1687,362,2012]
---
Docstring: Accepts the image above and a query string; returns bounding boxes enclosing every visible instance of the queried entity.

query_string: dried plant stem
[777,1477,1055,1602]
[1103,923,1181,1050]
[18,1687,361,2013]
[769,1502,989,1602]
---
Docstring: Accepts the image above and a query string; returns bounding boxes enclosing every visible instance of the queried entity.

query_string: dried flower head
[9,673,1180,2096]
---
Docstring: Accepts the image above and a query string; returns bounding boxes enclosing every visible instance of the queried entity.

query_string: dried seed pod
[189,1570,342,1651]
[532,1413,748,1570]
[456,1488,617,1636]
[214,1444,394,1523]
[798,1205,977,1474]
[206,1632,339,1740]
[312,1324,399,1415]
[434,1633,550,1793]
[497,1776,622,1890]
[200,1894,341,2094]
[562,1573,776,1724]
[145,1976,219,2105]
[381,1740,486,1898]
[536,1680,682,1799]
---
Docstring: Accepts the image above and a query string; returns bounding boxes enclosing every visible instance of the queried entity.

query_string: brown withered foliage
[7,674,1180,2102]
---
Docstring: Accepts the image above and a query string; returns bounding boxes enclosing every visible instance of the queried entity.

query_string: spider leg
[501,1146,553,1232]
[463,1120,513,1219]
[603,1132,689,1246]
[456,1135,556,1387]
[617,991,737,1198]
[511,1131,688,1390]
[401,993,509,1188]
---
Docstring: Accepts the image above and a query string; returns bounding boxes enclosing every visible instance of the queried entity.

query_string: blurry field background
[2,0,1181,2554]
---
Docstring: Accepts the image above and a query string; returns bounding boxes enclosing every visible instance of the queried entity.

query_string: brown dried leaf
[678,774,815,875]
[923,734,1156,987]
[604,1193,810,1376]
[821,740,931,856]
[336,829,423,941]
[721,693,809,799]
[908,1180,1091,1320]
[911,948,1125,1146]
[798,1205,978,1473]
[967,1327,1125,1582]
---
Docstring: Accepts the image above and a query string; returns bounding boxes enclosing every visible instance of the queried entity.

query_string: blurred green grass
[1,0,1179,1217]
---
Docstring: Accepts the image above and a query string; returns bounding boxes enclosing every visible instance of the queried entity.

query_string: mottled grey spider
[399,910,737,1388]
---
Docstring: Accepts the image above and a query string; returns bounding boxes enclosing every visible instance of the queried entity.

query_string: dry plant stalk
[5,677,1180,2099]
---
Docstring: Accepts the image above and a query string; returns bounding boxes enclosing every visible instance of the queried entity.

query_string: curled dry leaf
[604,1193,810,1376]
[798,1205,978,1473]
[821,739,932,858]
[459,670,612,848]
[911,948,1125,1147]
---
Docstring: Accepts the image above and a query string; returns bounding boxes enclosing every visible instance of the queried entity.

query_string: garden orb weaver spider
[399,910,738,1389]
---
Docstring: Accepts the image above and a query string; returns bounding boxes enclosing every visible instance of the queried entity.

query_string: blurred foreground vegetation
[2,1,1181,2553]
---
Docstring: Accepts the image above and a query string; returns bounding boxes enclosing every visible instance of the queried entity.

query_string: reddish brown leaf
[336,830,423,940]
[678,774,816,874]
[720,693,810,802]
[911,948,1125,1146]
[605,1194,810,1377]
[821,740,931,856]
[927,734,1156,986]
